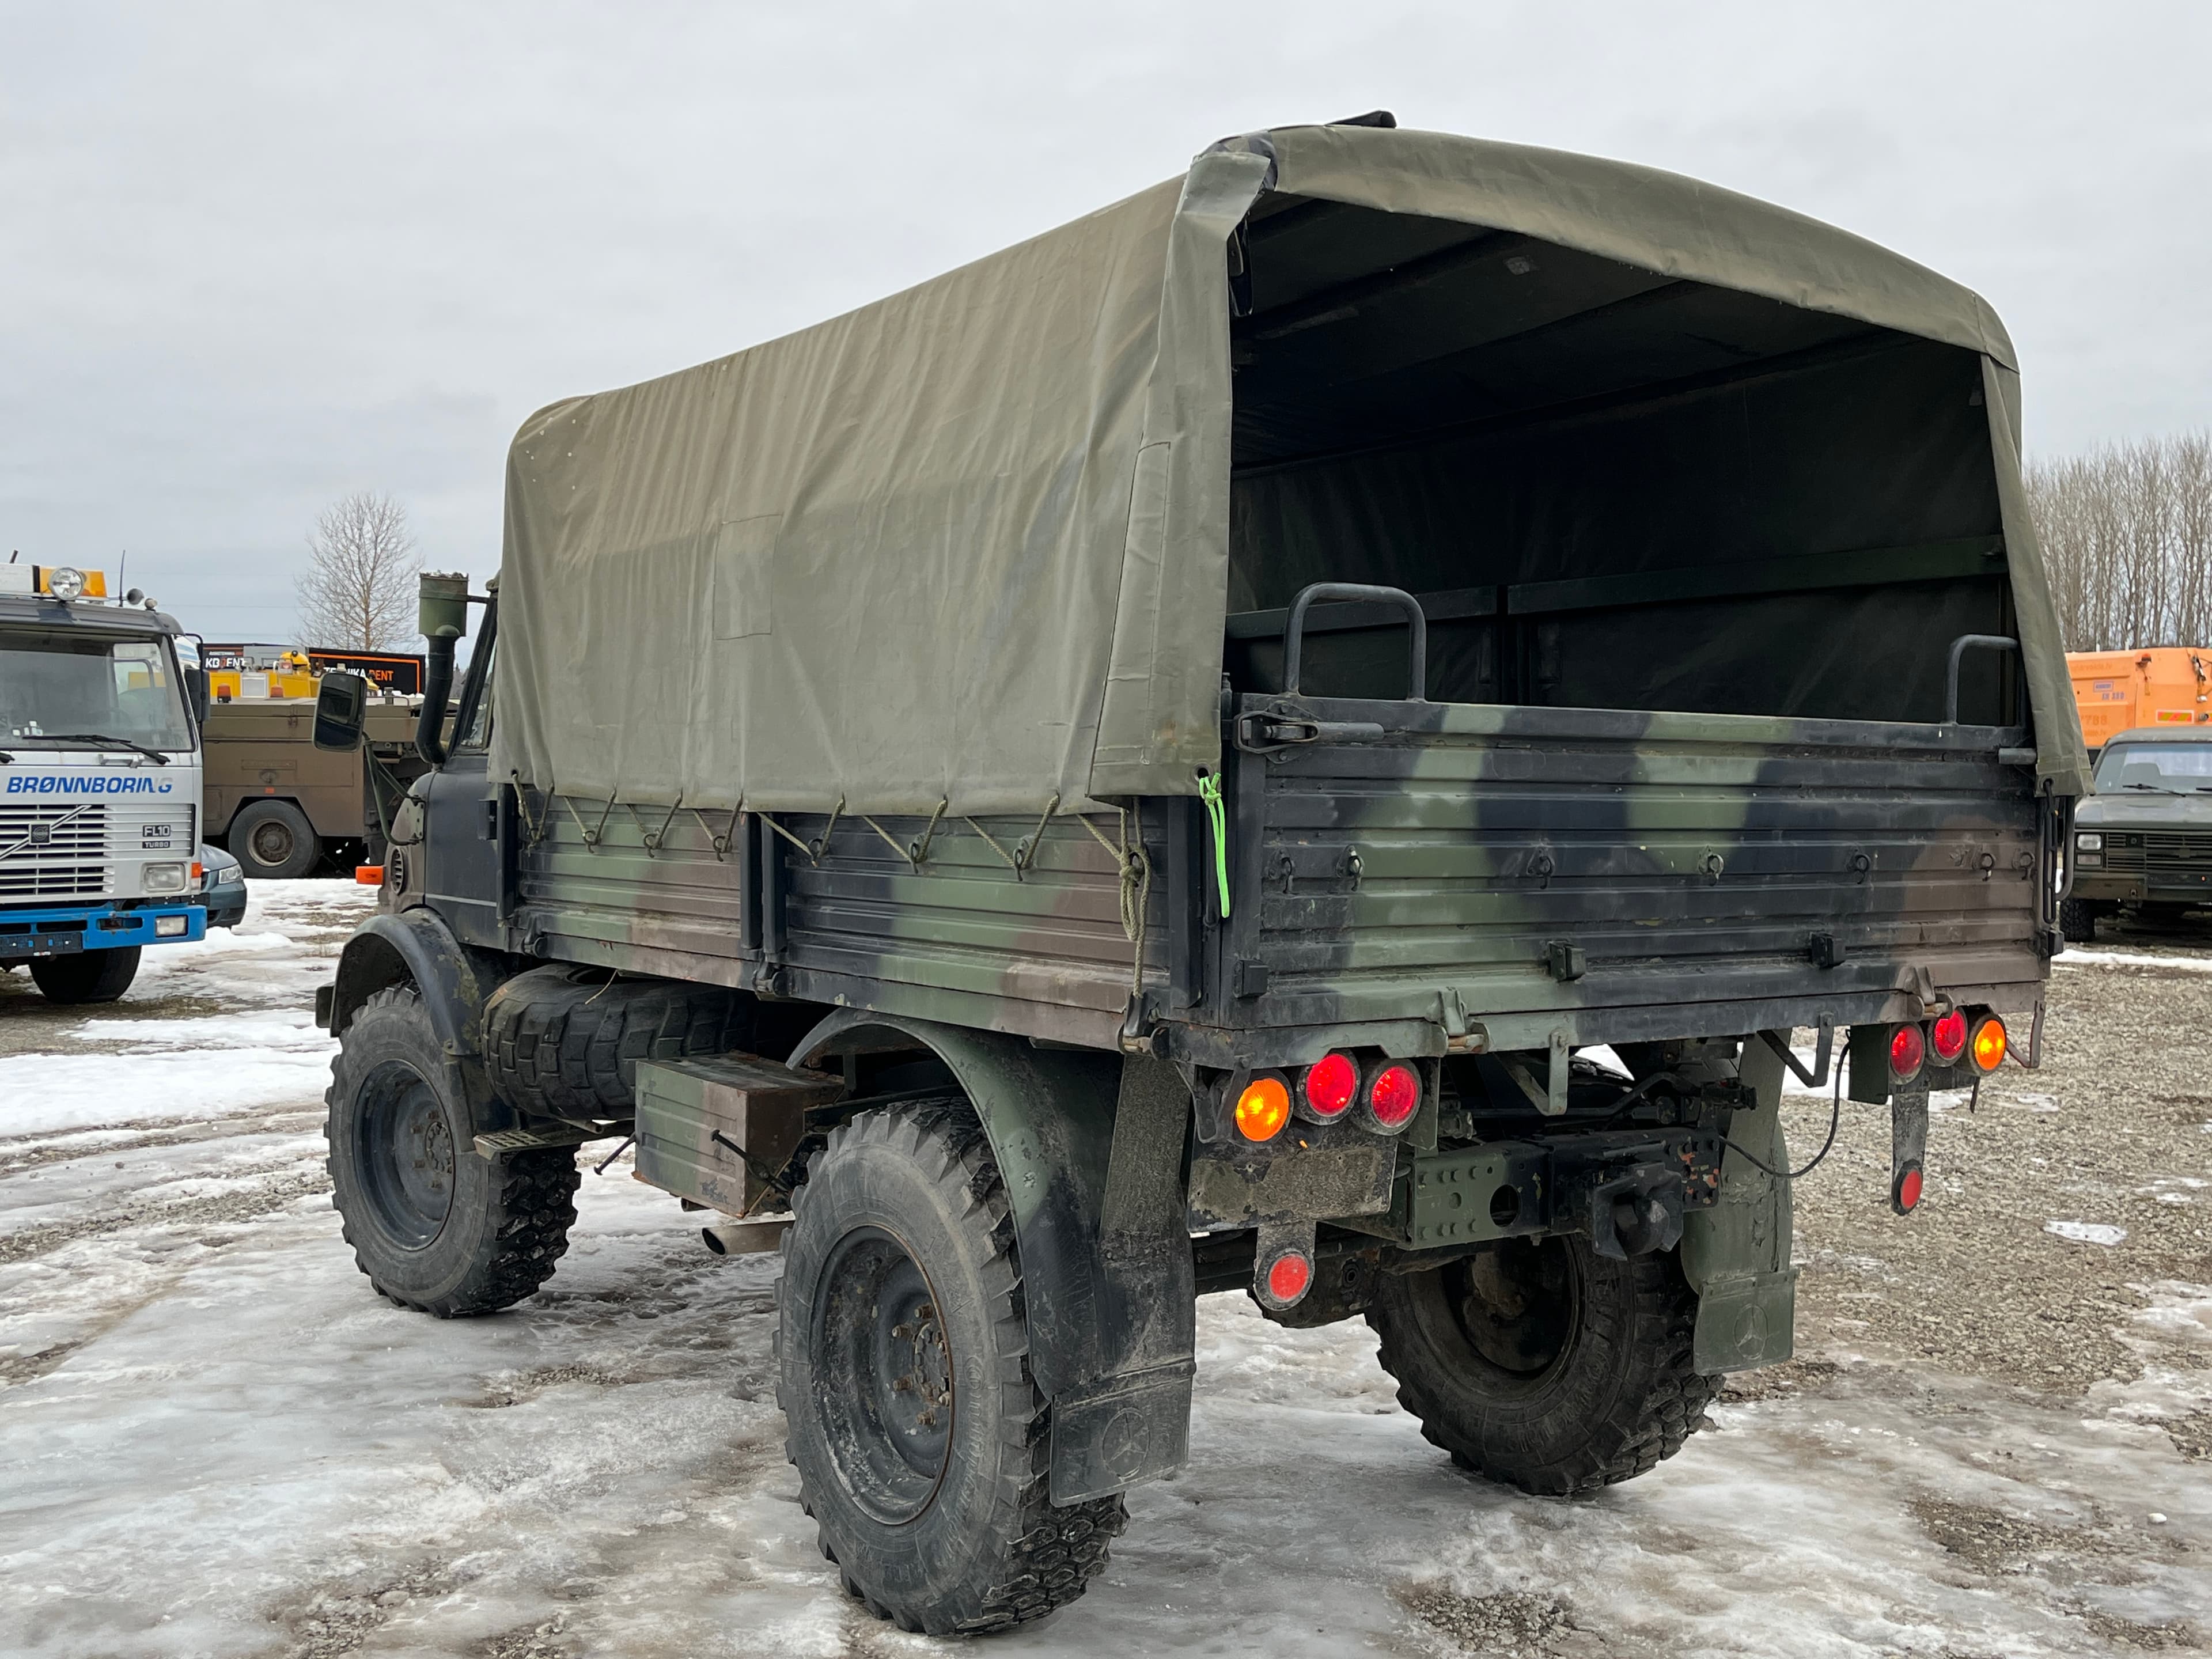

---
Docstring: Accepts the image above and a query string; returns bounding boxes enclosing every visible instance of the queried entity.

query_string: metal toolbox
[631,1052,843,1215]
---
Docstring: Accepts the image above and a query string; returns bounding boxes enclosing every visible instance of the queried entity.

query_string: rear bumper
[0,904,207,960]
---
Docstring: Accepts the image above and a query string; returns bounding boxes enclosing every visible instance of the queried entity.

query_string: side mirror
[313,672,369,751]
[184,666,211,726]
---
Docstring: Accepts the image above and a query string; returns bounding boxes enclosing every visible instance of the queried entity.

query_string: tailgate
[1225,695,2051,1046]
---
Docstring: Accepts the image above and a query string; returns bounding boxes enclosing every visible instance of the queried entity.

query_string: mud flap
[794,1013,1196,1502]
[1679,1035,1798,1373]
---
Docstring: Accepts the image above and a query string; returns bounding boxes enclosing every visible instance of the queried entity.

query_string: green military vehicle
[310,117,2087,1635]
[2062,726,2212,940]
[203,694,425,877]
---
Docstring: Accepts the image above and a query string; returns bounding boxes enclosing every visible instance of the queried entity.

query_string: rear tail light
[1969,1015,2007,1073]
[1298,1052,1359,1122]
[1888,1023,1925,1084]
[1233,1072,1291,1142]
[1361,1060,1422,1132]
[1930,1009,1968,1064]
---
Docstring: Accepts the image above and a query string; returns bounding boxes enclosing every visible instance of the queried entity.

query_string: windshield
[2093,742,2212,793]
[0,629,196,752]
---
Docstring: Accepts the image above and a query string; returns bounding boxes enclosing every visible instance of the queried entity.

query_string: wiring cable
[1722,1035,1850,1182]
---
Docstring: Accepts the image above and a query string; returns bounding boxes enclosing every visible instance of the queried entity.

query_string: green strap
[1198,772,1231,919]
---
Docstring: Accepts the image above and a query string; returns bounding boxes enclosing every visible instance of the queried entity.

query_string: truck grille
[0,804,110,898]
[2144,831,2212,888]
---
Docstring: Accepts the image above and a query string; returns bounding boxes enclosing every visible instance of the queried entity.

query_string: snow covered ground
[3,886,2209,1657]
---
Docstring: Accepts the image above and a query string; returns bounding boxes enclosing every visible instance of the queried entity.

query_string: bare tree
[296,493,420,650]
[2026,433,2212,652]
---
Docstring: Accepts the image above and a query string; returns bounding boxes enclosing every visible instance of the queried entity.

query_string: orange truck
[2068,647,2210,751]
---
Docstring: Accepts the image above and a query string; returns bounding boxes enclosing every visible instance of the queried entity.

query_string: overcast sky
[5,2,2209,644]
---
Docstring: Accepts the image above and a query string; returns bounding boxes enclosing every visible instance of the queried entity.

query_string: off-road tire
[229,798,320,879]
[1368,1234,1717,1497]
[482,965,747,1120]
[327,984,579,1316]
[775,1104,1127,1635]
[29,946,141,1005]
[2058,897,2097,944]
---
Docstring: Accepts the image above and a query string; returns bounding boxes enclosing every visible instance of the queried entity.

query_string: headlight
[141,862,187,893]
[155,914,189,937]
[2075,832,2103,851]
[46,566,86,601]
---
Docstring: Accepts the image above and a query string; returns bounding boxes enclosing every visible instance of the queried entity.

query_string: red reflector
[1889,1024,1925,1083]
[1930,1009,1968,1063]
[1301,1052,1358,1119]
[1266,1252,1312,1304]
[1895,1164,1923,1213]
[1366,1062,1421,1130]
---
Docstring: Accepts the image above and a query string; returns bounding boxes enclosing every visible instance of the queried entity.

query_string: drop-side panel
[1233,696,2049,1035]
[780,815,1165,1041]
[513,800,1166,1046]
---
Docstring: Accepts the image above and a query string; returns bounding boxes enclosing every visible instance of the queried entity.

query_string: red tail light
[1299,1052,1359,1121]
[1889,1024,1925,1084]
[1362,1061,1421,1132]
[1930,1009,1968,1064]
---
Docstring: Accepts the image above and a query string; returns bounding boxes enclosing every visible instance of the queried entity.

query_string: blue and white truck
[1,562,208,1004]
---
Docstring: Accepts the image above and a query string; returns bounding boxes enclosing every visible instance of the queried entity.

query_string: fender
[324,907,509,1059]
[794,1012,1196,1504]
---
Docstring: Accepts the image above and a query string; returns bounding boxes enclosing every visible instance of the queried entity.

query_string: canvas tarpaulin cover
[494,124,2089,813]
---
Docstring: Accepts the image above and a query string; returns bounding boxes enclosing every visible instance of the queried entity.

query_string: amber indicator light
[1969,1016,2007,1074]
[1234,1074,1291,1142]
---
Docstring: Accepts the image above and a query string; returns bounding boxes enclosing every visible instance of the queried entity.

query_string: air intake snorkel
[415,571,471,766]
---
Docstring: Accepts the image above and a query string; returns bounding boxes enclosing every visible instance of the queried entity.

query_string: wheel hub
[813,1228,955,1524]
[355,1060,456,1249]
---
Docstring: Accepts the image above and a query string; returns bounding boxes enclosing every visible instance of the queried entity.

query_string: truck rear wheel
[1368,1234,1716,1496]
[29,946,141,1005]
[230,798,320,879]
[776,1104,1126,1635]
[327,985,579,1315]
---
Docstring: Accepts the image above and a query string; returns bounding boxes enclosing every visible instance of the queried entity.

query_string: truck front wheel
[29,946,141,1005]
[776,1104,1126,1635]
[327,985,579,1315]
[230,798,320,879]
[1368,1234,1716,1496]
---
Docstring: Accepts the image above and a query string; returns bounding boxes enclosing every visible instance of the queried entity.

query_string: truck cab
[1,563,207,1003]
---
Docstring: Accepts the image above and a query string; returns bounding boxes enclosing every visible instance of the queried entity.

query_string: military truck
[203,693,426,877]
[311,118,2086,1635]
[2,563,209,1003]
[2061,726,2212,940]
